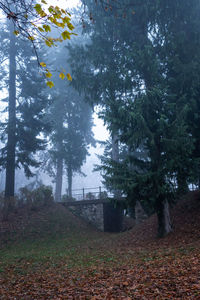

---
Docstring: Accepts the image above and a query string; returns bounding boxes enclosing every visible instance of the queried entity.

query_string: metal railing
[66,186,113,201]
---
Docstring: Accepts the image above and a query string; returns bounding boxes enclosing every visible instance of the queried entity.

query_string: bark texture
[157,200,173,237]
[54,157,63,202]
[111,132,121,199]
[4,23,17,219]
[67,164,72,198]
[177,172,189,195]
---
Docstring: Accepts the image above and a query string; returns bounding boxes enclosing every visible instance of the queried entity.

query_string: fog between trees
[0,0,200,236]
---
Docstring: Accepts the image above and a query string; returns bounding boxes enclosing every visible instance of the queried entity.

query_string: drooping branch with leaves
[0,0,75,86]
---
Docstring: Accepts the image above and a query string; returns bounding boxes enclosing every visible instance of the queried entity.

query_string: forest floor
[0,191,200,299]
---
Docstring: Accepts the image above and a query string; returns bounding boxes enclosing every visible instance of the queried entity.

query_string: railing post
[83,188,85,200]
[99,186,101,199]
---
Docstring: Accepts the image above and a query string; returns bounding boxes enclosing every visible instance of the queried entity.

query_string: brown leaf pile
[0,191,200,299]
[1,248,200,299]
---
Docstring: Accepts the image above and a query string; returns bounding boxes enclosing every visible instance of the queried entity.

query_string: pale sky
[47,0,80,9]
[45,0,110,190]
[0,0,109,191]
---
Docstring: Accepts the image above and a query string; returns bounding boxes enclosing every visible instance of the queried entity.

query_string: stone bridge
[60,187,147,232]
[61,198,123,232]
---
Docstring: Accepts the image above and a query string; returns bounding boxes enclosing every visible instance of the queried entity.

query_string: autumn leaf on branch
[0,0,75,87]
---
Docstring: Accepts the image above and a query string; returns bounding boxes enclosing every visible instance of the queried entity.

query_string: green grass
[0,203,199,277]
[1,200,200,298]
[0,205,121,274]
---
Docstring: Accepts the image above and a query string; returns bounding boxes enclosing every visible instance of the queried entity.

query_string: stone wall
[62,199,147,231]
[62,199,123,232]
[72,202,104,231]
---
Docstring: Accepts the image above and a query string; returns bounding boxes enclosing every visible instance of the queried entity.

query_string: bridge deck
[59,198,125,207]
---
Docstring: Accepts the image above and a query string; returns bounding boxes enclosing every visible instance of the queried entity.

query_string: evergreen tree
[4,21,17,202]
[68,1,134,198]
[155,0,200,192]
[0,20,49,215]
[44,87,94,202]
[68,0,200,236]
[42,41,95,202]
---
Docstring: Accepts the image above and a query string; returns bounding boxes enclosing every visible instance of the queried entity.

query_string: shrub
[19,186,33,208]
[32,185,54,209]
[85,192,96,200]
[61,194,76,202]
[19,184,54,210]
[99,191,108,199]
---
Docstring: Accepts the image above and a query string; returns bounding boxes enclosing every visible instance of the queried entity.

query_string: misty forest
[0,0,200,298]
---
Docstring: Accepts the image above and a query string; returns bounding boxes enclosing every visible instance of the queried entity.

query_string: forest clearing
[0,191,200,299]
[0,0,200,298]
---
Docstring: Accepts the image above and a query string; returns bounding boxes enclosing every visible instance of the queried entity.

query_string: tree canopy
[68,0,200,237]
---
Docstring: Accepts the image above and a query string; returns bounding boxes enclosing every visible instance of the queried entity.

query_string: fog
[0,113,109,194]
[0,6,110,199]
[0,0,199,222]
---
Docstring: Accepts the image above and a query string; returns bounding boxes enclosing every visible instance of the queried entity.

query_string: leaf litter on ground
[0,191,200,299]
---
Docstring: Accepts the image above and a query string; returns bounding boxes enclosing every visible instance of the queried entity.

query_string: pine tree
[42,40,95,202]
[155,0,200,192]
[44,87,94,202]
[68,0,134,198]
[0,21,49,216]
[4,21,17,204]
[68,0,200,236]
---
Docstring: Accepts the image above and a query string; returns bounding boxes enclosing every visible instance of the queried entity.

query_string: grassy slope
[0,191,200,299]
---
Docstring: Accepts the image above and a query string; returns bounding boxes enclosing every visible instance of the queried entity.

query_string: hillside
[0,191,200,299]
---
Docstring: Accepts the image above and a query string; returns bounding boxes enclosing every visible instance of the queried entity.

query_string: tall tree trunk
[54,109,64,202]
[135,201,147,224]
[156,199,172,237]
[112,133,119,162]
[67,164,72,198]
[177,171,189,196]
[4,23,17,218]
[54,156,63,202]
[111,132,121,199]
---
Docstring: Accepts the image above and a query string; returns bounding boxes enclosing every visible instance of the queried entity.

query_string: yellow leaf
[38,27,45,32]
[67,73,72,81]
[41,0,47,4]
[55,22,65,28]
[46,81,54,88]
[40,11,47,18]
[59,72,65,80]
[46,72,52,78]
[34,4,42,13]
[67,23,75,31]
[28,36,35,41]
[40,62,47,67]
[61,30,71,40]
[63,16,70,24]
[48,6,54,13]
[13,30,19,36]
[45,39,53,47]
[43,24,51,32]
